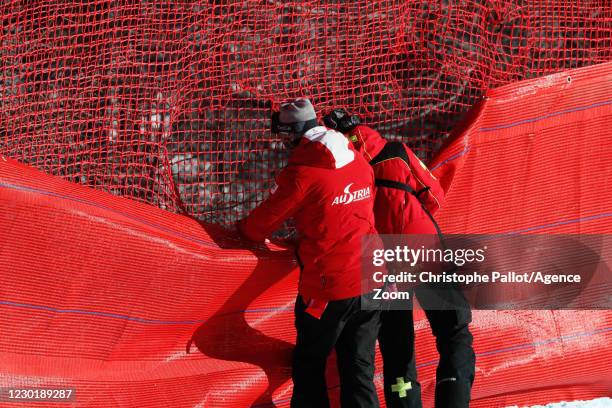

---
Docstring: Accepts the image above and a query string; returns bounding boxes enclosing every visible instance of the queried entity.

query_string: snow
[507,398,612,408]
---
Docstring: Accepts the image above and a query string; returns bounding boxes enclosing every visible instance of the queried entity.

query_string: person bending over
[324,109,475,408]
[238,99,382,408]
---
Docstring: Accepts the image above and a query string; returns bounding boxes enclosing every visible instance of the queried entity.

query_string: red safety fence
[1,1,611,225]
[0,61,611,407]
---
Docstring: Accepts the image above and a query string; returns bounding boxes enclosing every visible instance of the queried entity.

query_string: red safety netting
[1,1,611,224]
[0,61,611,407]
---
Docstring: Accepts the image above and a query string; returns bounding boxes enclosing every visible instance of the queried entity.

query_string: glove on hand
[323,109,361,133]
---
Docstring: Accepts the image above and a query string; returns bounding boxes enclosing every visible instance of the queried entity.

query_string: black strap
[375,178,415,194]
[371,141,446,246]
[415,186,430,198]
[374,178,447,249]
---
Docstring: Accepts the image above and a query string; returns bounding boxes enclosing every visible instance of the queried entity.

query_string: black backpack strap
[374,177,446,249]
[371,141,446,246]
[371,142,431,196]
[374,178,416,194]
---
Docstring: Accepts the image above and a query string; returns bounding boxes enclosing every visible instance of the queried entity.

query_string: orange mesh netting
[0,62,611,407]
[1,1,611,224]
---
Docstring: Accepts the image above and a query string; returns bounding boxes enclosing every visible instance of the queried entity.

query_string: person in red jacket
[238,99,382,408]
[324,109,475,408]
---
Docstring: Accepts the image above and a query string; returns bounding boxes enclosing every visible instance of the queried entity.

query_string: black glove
[323,109,361,133]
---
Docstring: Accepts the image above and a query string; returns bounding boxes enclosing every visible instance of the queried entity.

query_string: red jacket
[347,125,445,235]
[238,126,378,301]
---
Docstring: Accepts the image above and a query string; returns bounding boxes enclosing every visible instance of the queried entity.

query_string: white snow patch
[507,398,612,408]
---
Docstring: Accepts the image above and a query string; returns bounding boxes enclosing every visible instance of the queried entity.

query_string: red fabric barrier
[1,62,611,407]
